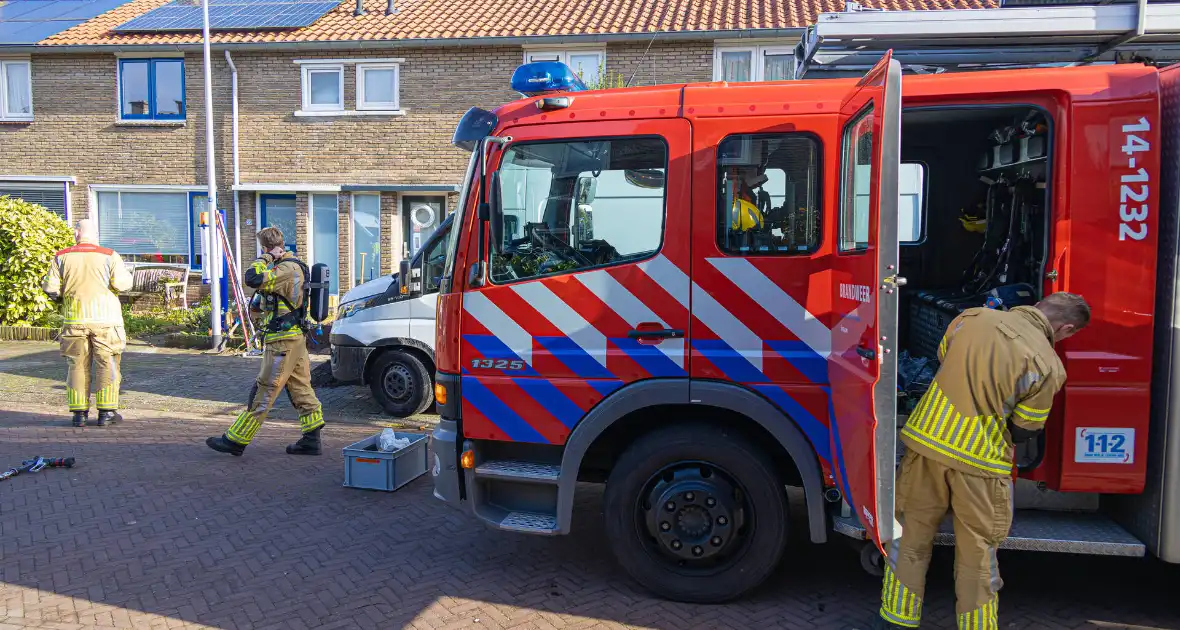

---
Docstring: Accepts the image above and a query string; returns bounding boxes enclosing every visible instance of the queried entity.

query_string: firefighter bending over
[876,292,1090,630]
[41,219,134,428]
[206,226,325,456]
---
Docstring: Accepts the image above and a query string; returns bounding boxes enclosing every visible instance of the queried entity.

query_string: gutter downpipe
[225,50,242,278]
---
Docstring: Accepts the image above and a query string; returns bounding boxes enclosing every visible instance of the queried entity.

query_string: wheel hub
[383,364,413,401]
[644,467,740,562]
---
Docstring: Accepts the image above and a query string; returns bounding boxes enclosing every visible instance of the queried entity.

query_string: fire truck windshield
[488,137,667,283]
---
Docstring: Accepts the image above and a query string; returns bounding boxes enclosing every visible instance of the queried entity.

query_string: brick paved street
[1,342,1180,629]
[0,342,435,430]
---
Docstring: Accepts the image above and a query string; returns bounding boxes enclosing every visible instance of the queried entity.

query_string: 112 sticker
[1075,427,1135,464]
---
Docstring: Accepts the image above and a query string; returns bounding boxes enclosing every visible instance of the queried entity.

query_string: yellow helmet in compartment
[959,208,987,233]
[731,197,764,232]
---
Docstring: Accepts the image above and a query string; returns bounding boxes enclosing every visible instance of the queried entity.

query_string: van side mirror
[398,259,420,297]
[488,170,504,254]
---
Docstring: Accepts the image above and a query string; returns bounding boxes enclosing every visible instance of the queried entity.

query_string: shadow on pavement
[1,408,1178,630]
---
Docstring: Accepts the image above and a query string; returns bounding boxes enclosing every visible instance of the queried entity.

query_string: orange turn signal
[434,382,447,405]
[460,450,475,469]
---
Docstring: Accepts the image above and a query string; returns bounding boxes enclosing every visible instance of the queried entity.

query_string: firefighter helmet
[731,197,764,232]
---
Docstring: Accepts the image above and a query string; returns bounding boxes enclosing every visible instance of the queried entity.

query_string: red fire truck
[422,52,1180,603]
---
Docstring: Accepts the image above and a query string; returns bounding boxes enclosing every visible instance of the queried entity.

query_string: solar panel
[0,0,135,43]
[113,0,341,32]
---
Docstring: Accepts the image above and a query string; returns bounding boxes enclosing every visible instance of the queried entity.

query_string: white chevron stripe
[462,291,533,365]
[706,257,831,357]
[636,254,690,308]
[691,283,763,372]
[576,270,684,368]
[513,282,608,367]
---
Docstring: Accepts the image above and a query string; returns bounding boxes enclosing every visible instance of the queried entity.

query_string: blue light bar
[510,61,588,97]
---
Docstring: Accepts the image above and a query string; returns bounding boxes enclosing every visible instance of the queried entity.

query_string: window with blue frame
[119,58,185,121]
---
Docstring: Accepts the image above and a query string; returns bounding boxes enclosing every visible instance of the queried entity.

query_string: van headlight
[337,296,379,319]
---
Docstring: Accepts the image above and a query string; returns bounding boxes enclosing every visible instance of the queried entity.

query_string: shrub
[0,196,74,326]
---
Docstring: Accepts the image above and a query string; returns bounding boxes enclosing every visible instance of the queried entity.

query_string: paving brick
[1,345,1180,629]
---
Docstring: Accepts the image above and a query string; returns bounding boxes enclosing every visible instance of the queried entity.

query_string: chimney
[386,0,396,14]
[354,0,365,16]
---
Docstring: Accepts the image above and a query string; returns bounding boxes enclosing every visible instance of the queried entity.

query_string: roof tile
[43,0,999,46]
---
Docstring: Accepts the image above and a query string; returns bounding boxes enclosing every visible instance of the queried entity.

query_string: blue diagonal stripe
[692,338,765,383]
[535,336,615,379]
[609,337,687,378]
[462,334,539,376]
[766,340,829,385]
[513,378,584,429]
[590,380,624,397]
[461,376,548,443]
[753,385,832,462]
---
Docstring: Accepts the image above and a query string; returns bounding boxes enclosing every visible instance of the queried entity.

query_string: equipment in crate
[908,283,1038,359]
[897,351,937,415]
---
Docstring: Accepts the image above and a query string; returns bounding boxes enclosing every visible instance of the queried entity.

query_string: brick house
[0,0,992,301]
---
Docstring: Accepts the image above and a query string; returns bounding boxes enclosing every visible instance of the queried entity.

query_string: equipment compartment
[896,106,1052,387]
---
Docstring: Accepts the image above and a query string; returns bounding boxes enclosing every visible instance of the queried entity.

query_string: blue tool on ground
[0,456,75,481]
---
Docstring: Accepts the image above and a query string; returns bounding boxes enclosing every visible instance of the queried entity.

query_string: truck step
[499,510,559,534]
[835,510,1146,557]
[475,460,561,484]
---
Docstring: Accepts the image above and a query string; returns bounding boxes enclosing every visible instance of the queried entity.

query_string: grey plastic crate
[342,432,428,492]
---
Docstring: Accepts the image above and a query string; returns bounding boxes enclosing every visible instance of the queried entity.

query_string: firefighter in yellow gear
[877,292,1090,630]
[206,226,325,456]
[41,219,134,428]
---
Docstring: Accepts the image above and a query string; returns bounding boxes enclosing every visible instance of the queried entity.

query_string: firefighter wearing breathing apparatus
[207,226,329,457]
[41,219,134,428]
[876,293,1090,630]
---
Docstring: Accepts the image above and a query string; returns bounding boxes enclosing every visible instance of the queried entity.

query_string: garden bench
[122,263,189,310]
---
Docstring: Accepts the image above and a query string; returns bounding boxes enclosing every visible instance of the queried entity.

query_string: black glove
[1008,420,1041,444]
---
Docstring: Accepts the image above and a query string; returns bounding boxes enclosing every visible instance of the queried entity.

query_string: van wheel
[370,350,432,417]
[603,423,787,603]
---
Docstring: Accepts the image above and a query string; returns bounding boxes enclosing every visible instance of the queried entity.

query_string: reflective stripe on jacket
[901,306,1065,478]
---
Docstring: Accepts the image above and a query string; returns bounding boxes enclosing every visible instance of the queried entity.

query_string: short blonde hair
[1038,292,1091,329]
[257,227,284,250]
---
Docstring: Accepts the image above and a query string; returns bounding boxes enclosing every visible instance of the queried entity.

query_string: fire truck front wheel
[603,423,787,603]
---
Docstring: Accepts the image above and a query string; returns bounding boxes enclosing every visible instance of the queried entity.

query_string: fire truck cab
[426,53,1180,603]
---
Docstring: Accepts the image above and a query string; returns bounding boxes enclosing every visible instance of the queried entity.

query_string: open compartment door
[828,51,903,551]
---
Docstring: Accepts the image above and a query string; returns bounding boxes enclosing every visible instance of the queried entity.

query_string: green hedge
[0,196,74,326]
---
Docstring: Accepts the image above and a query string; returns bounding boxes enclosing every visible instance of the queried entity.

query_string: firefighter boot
[206,435,246,456]
[71,410,88,428]
[95,410,122,426]
[286,428,321,456]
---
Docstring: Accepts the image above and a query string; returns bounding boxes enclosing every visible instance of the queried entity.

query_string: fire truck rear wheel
[370,350,433,418]
[603,423,788,604]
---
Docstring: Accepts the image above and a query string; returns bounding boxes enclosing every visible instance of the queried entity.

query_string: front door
[402,195,443,259]
[260,194,298,254]
[828,52,903,550]
[459,119,692,444]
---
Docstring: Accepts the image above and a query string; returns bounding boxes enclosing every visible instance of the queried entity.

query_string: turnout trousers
[60,324,125,412]
[225,335,324,446]
[880,450,1014,629]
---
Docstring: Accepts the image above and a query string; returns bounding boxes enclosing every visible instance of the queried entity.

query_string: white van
[328,213,453,417]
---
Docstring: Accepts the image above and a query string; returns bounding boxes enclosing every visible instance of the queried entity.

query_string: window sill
[115,119,186,127]
[293,109,408,117]
[0,117,34,124]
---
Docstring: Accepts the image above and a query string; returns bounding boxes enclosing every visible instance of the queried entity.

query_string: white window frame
[713,44,796,82]
[356,63,400,112]
[523,47,606,86]
[0,59,34,122]
[301,63,345,112]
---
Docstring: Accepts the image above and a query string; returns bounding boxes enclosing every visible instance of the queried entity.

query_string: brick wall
[1,38,734,298]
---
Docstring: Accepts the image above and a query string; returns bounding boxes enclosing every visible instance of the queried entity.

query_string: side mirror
[398,259,420,297]
[488,170,504,254]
